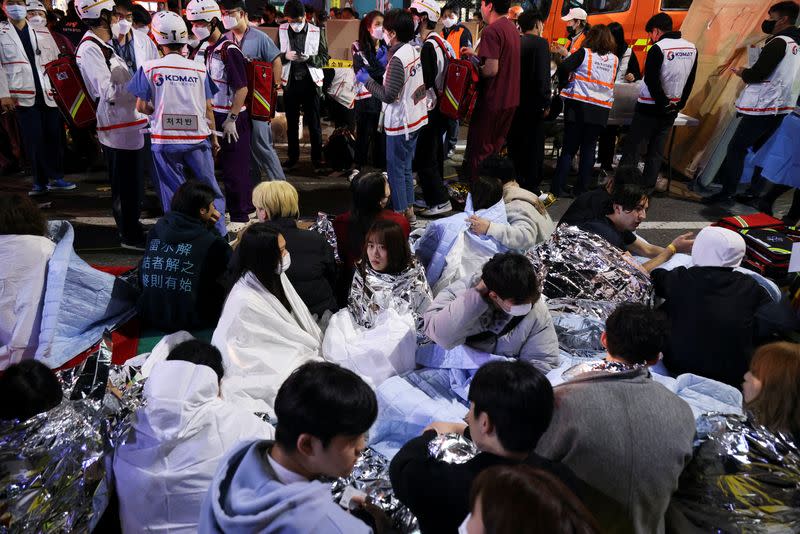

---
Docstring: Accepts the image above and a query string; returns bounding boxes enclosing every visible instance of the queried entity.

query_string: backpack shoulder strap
[426,33,453,61]
[78,35,112,71]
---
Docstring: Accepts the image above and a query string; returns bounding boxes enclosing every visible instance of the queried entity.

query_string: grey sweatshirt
[486,183,555,251]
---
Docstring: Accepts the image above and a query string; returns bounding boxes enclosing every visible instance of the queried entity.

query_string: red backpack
[426,34,480,122]
[214,40,277,122]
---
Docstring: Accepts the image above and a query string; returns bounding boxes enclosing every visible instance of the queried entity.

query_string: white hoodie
[113,360,274,534]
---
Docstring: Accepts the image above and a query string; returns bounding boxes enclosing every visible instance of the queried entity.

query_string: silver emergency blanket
[548,299,617,358]
[330,448,419,533]
[670,413,800,532]
[0,337,145,533]
[309,211,340,262]
[427,433,479,465]
[526,225,653,305]
[347,262,433,338]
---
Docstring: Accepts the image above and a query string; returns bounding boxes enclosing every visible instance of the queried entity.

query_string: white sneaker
[420,201,453,217]
[227,221,249,235]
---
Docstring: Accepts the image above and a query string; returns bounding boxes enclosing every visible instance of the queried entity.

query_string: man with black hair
[222,0,286,182]
[260,3,279,27]
[460,0,520,181]
[559,165,635,226]
[537,303,695,534]
[619,12,697,189]
[704,0,800,205]
[137,181,232,332]
[507,9,551,192]
[199,361,380,533]
[579,183,694,272]
[390,360,581,534]
[0,360,62,421]
[130,3,151,35]
[424,252,559,371]
[277,0,329,171]
[110,0,158,75]
[115,339,274,533]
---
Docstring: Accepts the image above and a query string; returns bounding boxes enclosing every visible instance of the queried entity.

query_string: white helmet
[151,10,189,45]
[186,0,221,22]
[410,0,440,22]
[75,0,114,20]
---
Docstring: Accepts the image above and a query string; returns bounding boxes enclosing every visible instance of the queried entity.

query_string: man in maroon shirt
[461,0,520,182]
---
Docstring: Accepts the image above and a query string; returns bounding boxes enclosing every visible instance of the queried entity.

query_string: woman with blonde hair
[251,181,338,317]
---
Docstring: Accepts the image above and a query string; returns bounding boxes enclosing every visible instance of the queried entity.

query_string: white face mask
[370,26,383,41]
[290,21,305,32]
[507,302,533,316]
[457,513,470,534]
[192,25,210,40]
[134,26,150,36]
[276,252,291,274]
[117,19,132,35]
[111,21,122,36]
[5,5,27,21]
[382,31,393,46]
[442,15,457,28]
[28,15,46,28]
[222,14,239,30]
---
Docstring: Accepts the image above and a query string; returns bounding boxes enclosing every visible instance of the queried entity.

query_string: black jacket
[636,31,698,117]
[352,40,386,114]
[518,33,551,115]
[137,212,231,332]
[652,266,776,387]
[270,217,338,317]
[389,429,586,534]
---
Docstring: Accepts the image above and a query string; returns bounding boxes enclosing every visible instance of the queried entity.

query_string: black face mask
[761,19,777,34]
[567,25,577,38]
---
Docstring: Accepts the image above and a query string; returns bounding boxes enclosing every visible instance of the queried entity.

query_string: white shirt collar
[267,453,307,485]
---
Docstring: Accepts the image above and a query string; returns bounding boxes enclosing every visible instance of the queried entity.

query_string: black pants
[16,104,64,187]
[717,114,786,196]
[551,121,604,196]
[103,145,144,243]
[597,124,620,171]
[507,107,545,191]
[354,110,385,169]
[285,76,323,164]
[413,108,449,206]
[619,112,675,187]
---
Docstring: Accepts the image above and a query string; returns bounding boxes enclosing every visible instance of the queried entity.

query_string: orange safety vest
[568,31,586,55]
[560,48,618,109]
[445,26,465,59]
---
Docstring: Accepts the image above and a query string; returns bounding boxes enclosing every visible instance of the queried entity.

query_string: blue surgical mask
[5,5,28,21]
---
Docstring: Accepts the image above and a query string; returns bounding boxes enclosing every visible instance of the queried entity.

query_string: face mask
[457,514,470,534]
[111,21,121,35]
[507,302,532,316]
[761,19,777,34]
[5,5,27,21]
[192,25,210,40]
[117,19,132,35]
[28,15,46,28]
[276,252,291,274]
[370,26,383,40]
[383,31,393,46]
[134,26,150,36]
[222,14,239,30]
[290,21,305,32]
[188,37,199,49]
[442,16,457,28]
[412,15,420,31]
[566,25,577,38]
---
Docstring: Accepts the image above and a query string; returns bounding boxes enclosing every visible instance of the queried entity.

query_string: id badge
[162,114,198,131]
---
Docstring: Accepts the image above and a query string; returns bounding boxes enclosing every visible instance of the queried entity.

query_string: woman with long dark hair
[352,10,387,170]
[212,222,322,415]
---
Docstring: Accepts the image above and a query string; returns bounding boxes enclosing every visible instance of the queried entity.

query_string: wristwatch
[227,112,238,122]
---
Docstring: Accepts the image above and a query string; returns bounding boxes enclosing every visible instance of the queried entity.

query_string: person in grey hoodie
[536,303,695,534]
[199,361,382,534]
[423,252,559,373]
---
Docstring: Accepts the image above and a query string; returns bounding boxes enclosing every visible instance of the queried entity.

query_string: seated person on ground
[137,181,231,332]
[536,303,695,534]
[348,219,432,335]
[654,226,787,388]
[423,252,559,372]
[199,362,379,533]
[114,340,274,534]
[212,223,323,415]
[252,181,338,318]
[467,157,555,251]
[390,360,584,534]
[743,342,800,443]
[464,465,600,534]
[579,183,695,272]
[0,360,62,421]
[0,194,57,366]
[559,165,635,227]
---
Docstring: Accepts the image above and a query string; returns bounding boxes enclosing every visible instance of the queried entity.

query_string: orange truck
[539,0,693,64]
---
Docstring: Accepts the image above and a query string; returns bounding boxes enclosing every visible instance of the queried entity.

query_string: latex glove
[376,46,388,67]
[110,66,130,85]
[222,116,239,143]
[285,50,299,61]
[355,68,371,85]
[298,53,309,62]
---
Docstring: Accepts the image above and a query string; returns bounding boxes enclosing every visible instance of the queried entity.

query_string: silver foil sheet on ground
[309,212,340,263]
[671,413,800,532]
[526,225,653,305]
[0,336,145,533]
[427,433,479,465]
[330,448,419,533]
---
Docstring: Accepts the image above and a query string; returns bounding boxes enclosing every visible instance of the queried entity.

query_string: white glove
[222,116,239,143]
[110,66,130,85]
[285,50,299,61]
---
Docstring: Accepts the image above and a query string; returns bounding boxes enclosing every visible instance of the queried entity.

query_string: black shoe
[701,192,733,205]
[735,191,758,204]
[755,199,773,216]
[282,160,297,171]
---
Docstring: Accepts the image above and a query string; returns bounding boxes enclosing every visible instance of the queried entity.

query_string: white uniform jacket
[0,21,59,107]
